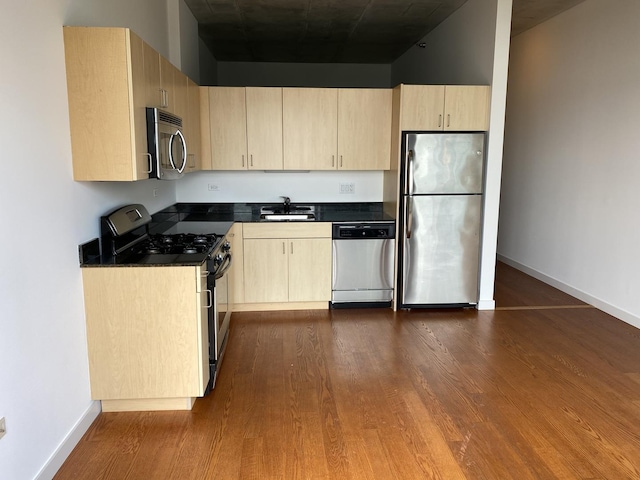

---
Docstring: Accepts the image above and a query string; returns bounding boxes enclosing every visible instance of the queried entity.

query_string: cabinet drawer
[243,222,331,239]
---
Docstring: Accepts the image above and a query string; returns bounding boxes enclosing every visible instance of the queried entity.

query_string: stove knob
[214,253,224,265]
[221,241,231,252]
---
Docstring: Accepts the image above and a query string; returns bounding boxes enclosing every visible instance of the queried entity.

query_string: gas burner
[132,233,221,257]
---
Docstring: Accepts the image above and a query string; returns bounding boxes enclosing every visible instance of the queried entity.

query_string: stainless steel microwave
[146,107,187,180]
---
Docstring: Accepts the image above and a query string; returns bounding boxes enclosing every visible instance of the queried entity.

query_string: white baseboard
[477,299,496,310]
[35,401,101,480]
[497,254,640,330]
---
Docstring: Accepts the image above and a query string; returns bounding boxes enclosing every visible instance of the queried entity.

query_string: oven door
[205,251,232,393]
[214,253,232,356]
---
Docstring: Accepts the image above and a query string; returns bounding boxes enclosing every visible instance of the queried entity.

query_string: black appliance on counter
[99,204,232,394]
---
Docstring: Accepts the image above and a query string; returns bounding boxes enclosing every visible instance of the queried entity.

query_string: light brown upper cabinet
[283,88,338,170]
[185,77,202,173]
[400,84,490,131]
[246,87,283,170]
[143,45,185,116]
[64,27,149,181]
[207,87,248,170]
[64,26,198,181]
[205,87,283,170]
[337,89,392,170]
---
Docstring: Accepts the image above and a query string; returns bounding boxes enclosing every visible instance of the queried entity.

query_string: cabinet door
[227,223,244,305]
[172,67,189,123]
[243,238,289,303]
[283,88,338,170]
[246,87,283,170]
[338,89,392,170]
[82,266,204,399]
[128,32,152,180]
[199,87,212,170]
[400,85,445,131]
[185,77,201,172]
[143,41,163,109]
[209,87,248,170]
[63,27,147,181]
[443,86,490,131]
[159,56,175,112]
[288,238,332,302]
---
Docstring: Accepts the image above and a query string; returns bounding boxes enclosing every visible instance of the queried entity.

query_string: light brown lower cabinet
[240,223,332,309]
[81,265,209,412]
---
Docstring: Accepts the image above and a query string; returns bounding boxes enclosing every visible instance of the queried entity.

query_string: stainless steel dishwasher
[331,222,396,308]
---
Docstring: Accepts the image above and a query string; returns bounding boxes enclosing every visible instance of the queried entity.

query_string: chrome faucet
[280,196,291,213]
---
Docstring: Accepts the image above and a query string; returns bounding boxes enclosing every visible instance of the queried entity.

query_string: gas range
[99,205,228,266]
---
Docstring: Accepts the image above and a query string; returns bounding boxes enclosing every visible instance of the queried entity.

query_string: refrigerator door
[404,133,485,195]
[401,194,482,306]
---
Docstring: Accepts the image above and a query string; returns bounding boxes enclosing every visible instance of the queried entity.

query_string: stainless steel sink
[261,213,315,221]
[260,205,316,221]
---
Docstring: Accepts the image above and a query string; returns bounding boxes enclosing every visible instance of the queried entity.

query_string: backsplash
[175,170,384,203]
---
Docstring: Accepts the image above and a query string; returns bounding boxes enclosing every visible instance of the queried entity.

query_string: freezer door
[405,133,485,195]
[401,195,481,306]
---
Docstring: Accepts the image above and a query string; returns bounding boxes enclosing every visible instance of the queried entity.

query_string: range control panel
[332,222,396,239]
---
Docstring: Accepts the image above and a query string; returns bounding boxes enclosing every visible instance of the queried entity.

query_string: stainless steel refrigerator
[398,132,485,308]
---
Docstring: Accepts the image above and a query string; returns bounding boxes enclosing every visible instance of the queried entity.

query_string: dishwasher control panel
[332,222,395,239]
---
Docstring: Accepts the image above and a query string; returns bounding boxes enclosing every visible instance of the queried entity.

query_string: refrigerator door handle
[406,197,413,239]
[404,149,414,195]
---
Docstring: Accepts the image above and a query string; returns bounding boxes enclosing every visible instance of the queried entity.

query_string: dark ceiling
[185,0,586,64]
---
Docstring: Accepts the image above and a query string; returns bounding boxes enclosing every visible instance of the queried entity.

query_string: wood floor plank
[54,263,640,479]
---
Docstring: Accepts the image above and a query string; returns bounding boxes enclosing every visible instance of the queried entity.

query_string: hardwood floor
[54,263,640,479]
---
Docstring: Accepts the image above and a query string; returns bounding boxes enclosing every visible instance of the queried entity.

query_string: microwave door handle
[168,130,188,173]
[168,131,179,171]
[175,129,187,173]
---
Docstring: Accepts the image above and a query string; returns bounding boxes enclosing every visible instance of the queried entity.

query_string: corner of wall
[34,401,101,480]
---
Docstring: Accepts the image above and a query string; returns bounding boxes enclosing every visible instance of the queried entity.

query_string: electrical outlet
[339,183,355,194]
[208,184,219,191]
[153,188,159,197]
[0,417,6,440]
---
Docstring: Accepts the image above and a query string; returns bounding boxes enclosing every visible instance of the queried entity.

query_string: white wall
[391,0,513,309]
[499,0,640,327]
[0,1,199,479]
[199,38,219,85]
[215,61,392,87]
[391,0,498,86]
[178,0,201,82]
[176,171,383,203]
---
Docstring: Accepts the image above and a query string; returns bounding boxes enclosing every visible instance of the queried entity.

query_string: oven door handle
[214,253,233,280]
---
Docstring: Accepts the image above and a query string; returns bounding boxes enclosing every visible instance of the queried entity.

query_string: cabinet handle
[340,155,343,168]
[242,155,245,167]
[332,155,335,167]
[250,154,253,167]
[290,242,293,254]
[161,89,169,109]
[447,114,451,128]
[204,289,213,308]
[145,153,153,174]
[282,242,285,254]
[438,114,442,128]
[188,153,195,168]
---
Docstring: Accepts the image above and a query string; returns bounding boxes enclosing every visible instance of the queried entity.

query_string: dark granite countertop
[81,202,394,267]
[154,202,395,224]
